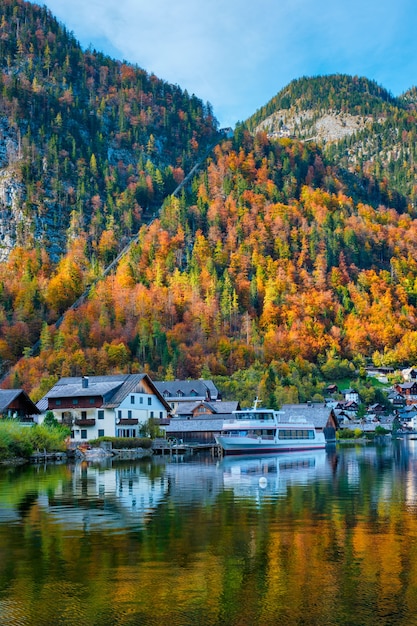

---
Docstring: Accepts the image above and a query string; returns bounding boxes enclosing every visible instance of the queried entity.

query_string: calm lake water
[1,440,417,626]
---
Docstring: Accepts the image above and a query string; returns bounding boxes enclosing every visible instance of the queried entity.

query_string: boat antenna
[253,397,260,409]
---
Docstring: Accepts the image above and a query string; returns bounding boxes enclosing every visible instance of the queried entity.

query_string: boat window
[278,429,315,440]
[235,411,275,421]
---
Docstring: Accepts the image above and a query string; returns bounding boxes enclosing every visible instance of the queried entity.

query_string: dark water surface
[1,440,417,625]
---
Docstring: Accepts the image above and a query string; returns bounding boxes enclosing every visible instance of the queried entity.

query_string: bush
[0,420,69,461]
[337,429,356,439]
[89,436,153,450]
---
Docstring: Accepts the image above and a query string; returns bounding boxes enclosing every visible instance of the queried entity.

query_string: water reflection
[219,450,333,502]
[2,442,417,625]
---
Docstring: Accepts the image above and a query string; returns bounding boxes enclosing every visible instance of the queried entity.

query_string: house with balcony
[38,374,171,442]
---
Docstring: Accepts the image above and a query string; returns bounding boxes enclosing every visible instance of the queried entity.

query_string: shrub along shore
[0,420,69,464]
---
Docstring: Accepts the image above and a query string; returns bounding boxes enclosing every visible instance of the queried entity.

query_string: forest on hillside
[246,75,417,210]
[3,130,417,407]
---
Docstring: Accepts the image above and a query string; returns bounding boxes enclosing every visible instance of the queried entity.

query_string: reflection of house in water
[40,463,170,532]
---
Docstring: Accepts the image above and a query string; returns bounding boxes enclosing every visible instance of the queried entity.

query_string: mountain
[2,7,417,406]
[246,75,417,210]
[0,0,219,261]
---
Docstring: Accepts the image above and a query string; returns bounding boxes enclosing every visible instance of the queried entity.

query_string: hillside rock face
[0,118,24,260]
[254,108,376,143]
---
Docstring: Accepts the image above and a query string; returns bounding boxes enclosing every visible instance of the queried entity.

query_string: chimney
[82,376,89,389]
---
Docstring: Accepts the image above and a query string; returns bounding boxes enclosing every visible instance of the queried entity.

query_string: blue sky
[40,0,417,128]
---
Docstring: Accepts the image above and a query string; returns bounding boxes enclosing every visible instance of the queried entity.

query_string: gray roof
[47,378,125,399]
[398,382,417,389]
[0,389,22,412]
[165,418,225,434]
[0,389,40,415]
[102,374,147,407]
[154,379,220,400]
[175,400,239,416]
[280,404,335,428]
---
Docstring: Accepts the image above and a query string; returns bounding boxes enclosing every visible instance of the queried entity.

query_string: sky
[39,0,417,128]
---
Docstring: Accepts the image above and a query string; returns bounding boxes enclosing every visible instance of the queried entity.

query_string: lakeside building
[153,379,221,413]
[164,400,240,445]
[37,374,171,442]
[0,389,40,421]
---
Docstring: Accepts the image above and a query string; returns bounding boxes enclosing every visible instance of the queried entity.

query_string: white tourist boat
[215,400,326,455]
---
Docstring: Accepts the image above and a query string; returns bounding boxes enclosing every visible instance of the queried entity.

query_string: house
[0,389,40,422]
[165,400,240,445]
[325,384,339,395]
[402,367,417,382]
[279,404,339,442]
[154,379,221,413]
[394,382,417,404]
[342,388,360,403]
[367,403,385,415]
[343,400,359,413]
[388,390,405,407]
[38,374,171,442]
[334,409,353,426]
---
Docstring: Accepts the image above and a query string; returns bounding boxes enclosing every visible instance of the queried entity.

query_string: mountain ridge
[2,3,417,407]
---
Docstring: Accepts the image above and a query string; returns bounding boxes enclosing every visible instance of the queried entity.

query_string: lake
[1,440,417,625]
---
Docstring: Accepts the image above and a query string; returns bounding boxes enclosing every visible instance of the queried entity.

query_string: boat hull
[216,436,326,455]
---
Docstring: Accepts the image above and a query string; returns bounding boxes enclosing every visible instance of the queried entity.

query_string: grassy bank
[0,420,69,463]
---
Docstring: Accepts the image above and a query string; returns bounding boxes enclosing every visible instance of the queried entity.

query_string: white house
[37,374,171,442]
[342,388,360,404]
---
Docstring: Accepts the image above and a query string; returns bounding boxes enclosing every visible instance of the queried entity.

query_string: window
[56,399,61,406]
[150,411,154,418]
[128,410,132,419]
[81,429,87,439]
[73,398,78,405]
[89,398,95,404]
[97,410,104,420]
[140,397,143,404]
[147,397,152,406]
[98,429,105,438]
[81,411,87,419]
[131,395,135,404]
[160,412,163,419]
[118,410,122,420]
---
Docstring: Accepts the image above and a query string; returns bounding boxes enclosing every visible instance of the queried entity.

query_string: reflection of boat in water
[219,451,330,498]
[215,401,326,455]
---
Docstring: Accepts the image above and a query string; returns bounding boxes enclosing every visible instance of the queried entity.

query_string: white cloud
[39,0,417,126]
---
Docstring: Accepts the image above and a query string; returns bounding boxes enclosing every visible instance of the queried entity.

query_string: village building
[325,384,339,395]
[164,400,240,445]
[401,367,417,382]
[342,388,360,403]
[0,389,40,422]
[388,390,405,407]
[394,382,417,404]
[153,379,221,413]
[38,374,171,442]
